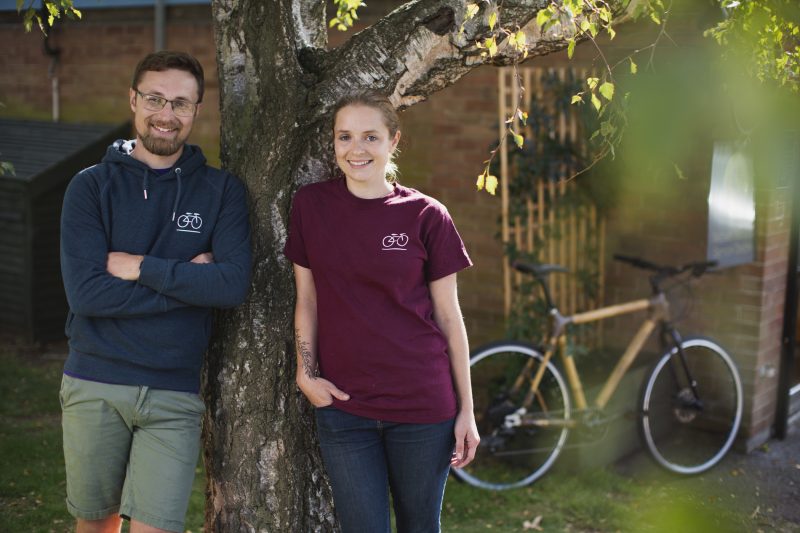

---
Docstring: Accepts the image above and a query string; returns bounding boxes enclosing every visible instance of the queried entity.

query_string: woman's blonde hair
[332,90,401,181]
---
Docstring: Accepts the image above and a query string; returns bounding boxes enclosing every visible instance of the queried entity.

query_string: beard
[136,118,185,156]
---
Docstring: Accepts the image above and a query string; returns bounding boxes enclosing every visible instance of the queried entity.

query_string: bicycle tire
[453,341,571,490]
[638,336,743,474]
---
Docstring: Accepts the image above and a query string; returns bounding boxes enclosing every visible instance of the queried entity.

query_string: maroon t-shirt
[284,177,472,423]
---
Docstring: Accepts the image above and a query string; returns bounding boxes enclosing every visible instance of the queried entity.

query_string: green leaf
[629,58,638,74]
[486,37,498,57]
[488,11,497,31]
[536,9,551,29]
[0,161,15,176]
[514,30,526,49]
[650,11,661,25]
[571,94,583,105]
[510,129,524,148]
[599,81,614,101]
[485,174,498,195]
[591,93,602,111]
[567,38,576,58]
[476,171,485,191]
[586,77,599,90]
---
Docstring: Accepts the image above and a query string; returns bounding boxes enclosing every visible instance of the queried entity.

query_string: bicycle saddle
[512,261,569,277]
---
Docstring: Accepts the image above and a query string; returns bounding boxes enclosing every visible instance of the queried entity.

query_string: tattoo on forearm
[295,328,318,379]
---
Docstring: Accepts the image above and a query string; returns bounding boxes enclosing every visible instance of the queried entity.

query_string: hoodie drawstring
[171,167,182,222]
[143,168,149,200]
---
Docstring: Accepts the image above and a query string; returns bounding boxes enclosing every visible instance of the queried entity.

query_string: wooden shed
[0,119,130,342]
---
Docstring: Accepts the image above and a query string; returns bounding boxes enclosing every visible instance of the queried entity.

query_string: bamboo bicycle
[454,255,743,490]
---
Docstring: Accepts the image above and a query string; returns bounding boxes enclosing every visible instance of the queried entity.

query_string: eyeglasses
[134,90,199,117]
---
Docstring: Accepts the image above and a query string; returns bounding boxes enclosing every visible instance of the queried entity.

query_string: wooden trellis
[499,66,606,346]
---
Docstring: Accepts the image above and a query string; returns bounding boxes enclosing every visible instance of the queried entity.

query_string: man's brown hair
[131,51,205,103]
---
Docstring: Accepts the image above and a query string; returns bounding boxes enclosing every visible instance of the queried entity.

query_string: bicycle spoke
[453,343,571,490]
[639,337,742,474]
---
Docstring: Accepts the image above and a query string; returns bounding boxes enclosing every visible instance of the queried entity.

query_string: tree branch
[310,0,605,111]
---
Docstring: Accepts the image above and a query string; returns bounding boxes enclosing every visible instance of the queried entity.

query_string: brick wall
[0,5,220,164]
[1,1,792,441]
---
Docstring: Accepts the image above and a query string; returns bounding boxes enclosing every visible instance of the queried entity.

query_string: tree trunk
[203,0,600,530]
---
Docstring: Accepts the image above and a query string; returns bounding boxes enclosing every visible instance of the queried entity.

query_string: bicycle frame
[513,292,671,427]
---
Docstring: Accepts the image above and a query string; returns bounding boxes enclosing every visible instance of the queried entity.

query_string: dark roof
[0,118,130,196]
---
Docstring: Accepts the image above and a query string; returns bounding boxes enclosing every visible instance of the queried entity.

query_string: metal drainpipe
[776,132,800,439]
[43,19,61,122]
[155,0,166,51]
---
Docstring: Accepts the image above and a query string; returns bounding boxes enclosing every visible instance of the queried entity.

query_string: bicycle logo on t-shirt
[176,212,203,234]
[382,233,408,251]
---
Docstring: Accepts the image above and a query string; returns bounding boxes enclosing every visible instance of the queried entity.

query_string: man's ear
[129,89,137,113]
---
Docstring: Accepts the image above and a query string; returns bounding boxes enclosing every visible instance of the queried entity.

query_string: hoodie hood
[103,139,208,221]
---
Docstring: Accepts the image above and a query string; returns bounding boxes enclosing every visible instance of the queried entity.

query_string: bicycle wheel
[453,341,571,490]
[639,337,743,474]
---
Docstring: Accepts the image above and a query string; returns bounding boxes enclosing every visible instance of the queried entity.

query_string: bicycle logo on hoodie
[177,212,203,234]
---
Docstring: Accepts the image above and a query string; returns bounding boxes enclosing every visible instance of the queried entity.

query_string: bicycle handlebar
[613,254,717,294]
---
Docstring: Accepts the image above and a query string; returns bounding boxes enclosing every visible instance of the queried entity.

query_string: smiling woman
[284,90,480,532]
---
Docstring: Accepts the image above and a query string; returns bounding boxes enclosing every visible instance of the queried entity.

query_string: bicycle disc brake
[673,388,702,423]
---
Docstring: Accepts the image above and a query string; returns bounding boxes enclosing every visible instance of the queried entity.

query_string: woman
[284,91,479,533]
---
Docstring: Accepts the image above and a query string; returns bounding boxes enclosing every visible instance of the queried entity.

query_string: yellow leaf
[476,172,486,190]
[514,30,526,49]
[630,58,638,74]
[591,93,601,111]
[536,9,551,29]
[485,175,498,195]
[466,3,479,21]
[512,131,524,148]
[571,94,583,105]
[599,81,614,101]
[488,11,497,31]
[487,38,498,57]
[587,77,599,90]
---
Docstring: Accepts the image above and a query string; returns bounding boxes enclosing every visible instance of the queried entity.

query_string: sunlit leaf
[630,58,638,74]
[488,11,497,31]
[511,130,524,148]
[485,174,498,195]
[567,38,576,58]
[599,81,614,101]
[466,3,480,21]
[536,9,551,29]
[591,93,602,111]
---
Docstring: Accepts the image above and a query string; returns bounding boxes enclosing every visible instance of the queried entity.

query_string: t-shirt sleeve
[283,189,310,268]
[422,202,472,282]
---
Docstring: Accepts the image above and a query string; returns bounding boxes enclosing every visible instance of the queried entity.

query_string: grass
[0,346,205,533]
[0,345,784,533]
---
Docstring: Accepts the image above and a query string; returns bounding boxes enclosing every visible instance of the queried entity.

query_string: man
[59,51,251,533]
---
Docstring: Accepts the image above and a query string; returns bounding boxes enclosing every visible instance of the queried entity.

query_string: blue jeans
[315,407,455,533]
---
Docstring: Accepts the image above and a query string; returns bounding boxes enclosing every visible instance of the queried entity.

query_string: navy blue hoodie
[60,140,251,392]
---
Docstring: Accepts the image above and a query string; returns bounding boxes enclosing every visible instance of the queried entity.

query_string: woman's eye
[367,135,378,142]
[338,135,350,141]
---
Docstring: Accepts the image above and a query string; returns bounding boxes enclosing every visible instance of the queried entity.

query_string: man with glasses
[59,51,251,533]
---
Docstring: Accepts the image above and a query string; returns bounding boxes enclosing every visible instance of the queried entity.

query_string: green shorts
[60,374,204,532]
